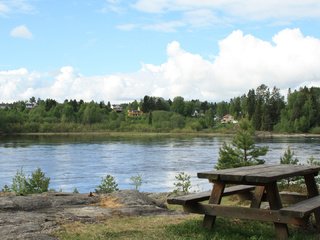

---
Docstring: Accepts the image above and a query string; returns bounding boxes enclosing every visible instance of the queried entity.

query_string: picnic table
[168,164,320,240]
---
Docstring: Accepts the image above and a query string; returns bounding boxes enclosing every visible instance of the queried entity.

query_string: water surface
[0,135,319,192]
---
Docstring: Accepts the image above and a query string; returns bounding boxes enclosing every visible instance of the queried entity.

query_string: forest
[1,84,320,134]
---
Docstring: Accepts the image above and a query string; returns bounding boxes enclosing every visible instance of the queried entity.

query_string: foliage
[73,187,79,194]
[216,119,268,169]
[307,156,320,166]
[10,168,50,195]
[280,147,299,165]
[1,184,11,192]
[130,174,143,191]
[307,156,320,185]
[279,147,300,187]
[95,174,119,193]
[276,87,320,133]
[26,168,50,193]
[2,85,320,134]
[173,172,191,194]
[11,168,29,195]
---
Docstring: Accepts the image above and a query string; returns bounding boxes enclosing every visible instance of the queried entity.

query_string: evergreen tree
[280,146,299,187]
[216,119,268,169]
[246,89,256,120]
[280,147,299,165]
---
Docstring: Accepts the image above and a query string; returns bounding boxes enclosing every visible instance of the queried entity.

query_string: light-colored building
[221,114,238,124]
[112,104,123,113]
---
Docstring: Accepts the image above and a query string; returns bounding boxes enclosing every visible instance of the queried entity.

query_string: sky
[1,0,320,103]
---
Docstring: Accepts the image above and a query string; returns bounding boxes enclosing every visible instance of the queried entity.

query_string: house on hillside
[221,114,238,124]
[127,107,143,117]
[112,104,123,113]
[26,102,37,109]
[0,103,12,109]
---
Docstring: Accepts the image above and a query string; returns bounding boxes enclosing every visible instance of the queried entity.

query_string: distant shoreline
[1,131,320,138]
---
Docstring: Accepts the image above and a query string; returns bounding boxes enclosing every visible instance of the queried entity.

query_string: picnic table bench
[167,164,320,240]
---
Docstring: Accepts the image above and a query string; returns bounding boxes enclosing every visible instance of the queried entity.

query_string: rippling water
[0,135,319,193]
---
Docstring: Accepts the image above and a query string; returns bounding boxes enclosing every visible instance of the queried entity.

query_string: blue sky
[1,0,320,103]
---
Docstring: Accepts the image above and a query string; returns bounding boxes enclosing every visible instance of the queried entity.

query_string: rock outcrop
[0,190,172,240]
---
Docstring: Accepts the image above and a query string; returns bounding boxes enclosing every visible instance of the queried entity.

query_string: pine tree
[216,119,268,169]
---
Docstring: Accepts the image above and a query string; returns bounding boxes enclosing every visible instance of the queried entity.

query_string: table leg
[251,186,265,208]
[265,182,289,240]
[203,182,225,229]
[304,174,320,232]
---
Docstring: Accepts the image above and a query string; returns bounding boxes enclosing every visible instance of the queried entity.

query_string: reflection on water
[0,135,319,192]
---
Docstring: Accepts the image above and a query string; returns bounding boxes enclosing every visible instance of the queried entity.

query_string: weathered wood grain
[167,185,255,205]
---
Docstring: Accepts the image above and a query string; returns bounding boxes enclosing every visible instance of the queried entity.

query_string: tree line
[1,84,320,134]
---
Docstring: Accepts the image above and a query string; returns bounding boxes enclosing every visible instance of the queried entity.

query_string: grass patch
[54,214,318,240]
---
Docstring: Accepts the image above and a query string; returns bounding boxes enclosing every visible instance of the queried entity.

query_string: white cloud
[1,28,320,103]
[131,0,320,31]
[10,25,33,39]
[116,23,137,31]
[0,0,34,16]
[142,21,185,32]
[100,0,124,13]
[0,2,10,15]
[133,0,320,20]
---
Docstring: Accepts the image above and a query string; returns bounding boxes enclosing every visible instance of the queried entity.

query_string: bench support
[266,182,289,240]
[250,186,265,208]
[305,173,320,232]
[203,182,225,229]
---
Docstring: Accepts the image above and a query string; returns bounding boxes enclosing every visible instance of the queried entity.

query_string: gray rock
[0,190,173,239]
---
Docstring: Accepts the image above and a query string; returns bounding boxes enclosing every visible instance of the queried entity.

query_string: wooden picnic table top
[198,164,320,184]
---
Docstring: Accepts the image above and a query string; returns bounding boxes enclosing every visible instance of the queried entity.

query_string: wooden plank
[279,192,307,204]
[198,165,320,184]
[265,182,289,239]
[245,165,320,183]
[223,185,255,196]
[280,195,320,218]
[197,164,274,182]
[183,203,305,225]
[304,174,320,232]
[167,185,255,205]
[167,190,211,205]
[203,182,225,229]
[251,186,265,208]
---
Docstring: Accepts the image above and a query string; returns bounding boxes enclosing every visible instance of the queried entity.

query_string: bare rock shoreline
[0,190,174,240]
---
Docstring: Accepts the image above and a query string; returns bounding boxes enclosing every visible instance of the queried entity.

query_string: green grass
[54,215,318,240]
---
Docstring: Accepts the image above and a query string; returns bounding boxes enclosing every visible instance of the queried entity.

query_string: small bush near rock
[95,174,119,193]
[11,168,29,195]
[173,172,191,194]
[27,168,50,194]
[10,168,50,195]
[1,184,11,193]
[130,174,143,191]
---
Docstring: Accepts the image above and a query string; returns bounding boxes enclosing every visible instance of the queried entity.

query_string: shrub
[280,147,299,165]
[73,187,79,194]
[26,168,50,193]
[173,172,191,194]
[279,147,300,187]
[307,156,320,166]
[11,168,28,195]
[310,127,320,134]
[95,174,119,193]
[130,174,143,191]
[11,168,50,195]
[1,185,11,193]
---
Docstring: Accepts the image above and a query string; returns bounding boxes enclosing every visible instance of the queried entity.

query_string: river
[0,135,320,193]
